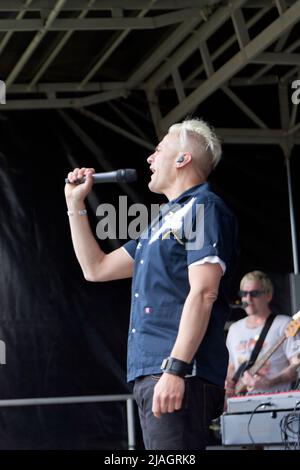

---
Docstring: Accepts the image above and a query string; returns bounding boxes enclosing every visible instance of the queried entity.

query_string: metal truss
[0,0,300,151]
[0,0,299,271]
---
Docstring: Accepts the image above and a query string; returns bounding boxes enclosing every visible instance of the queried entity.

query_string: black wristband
[160,357,190,378]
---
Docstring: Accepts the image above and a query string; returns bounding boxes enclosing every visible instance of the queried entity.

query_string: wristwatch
[160,357,190,378]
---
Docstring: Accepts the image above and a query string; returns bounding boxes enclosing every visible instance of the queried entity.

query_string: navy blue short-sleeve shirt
[123,182,237,386]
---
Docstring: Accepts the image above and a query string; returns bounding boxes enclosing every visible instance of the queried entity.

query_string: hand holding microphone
[65,167,137,203]
[65,168,137,185]
[64,167,95,202]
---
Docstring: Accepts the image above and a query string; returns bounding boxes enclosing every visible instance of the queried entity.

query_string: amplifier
[221,409,299,445]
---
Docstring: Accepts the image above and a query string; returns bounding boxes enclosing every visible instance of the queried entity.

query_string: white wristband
[67,209,87,216]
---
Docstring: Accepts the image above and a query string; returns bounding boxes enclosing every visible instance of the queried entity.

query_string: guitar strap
[232,313,276,383]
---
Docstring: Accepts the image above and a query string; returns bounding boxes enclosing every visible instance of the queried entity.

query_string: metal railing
[0,393,136,449]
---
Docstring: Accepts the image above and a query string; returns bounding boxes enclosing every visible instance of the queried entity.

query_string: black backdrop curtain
[0,111,133,449]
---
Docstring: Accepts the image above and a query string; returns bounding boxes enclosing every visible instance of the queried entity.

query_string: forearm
[225,363,236,393]
[153,291,214,418]
[66,198,105,279]
[171,290,216,363]
[268,363,298,387]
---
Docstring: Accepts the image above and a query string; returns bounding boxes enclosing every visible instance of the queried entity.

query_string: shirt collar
[168,182,210,206]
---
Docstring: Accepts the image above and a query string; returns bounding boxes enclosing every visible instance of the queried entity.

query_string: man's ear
[266,292,273,303]
[176,152,192,166]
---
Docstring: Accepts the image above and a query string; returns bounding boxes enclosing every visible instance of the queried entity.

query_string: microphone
[229,301,248,309]
[65,168,137,184]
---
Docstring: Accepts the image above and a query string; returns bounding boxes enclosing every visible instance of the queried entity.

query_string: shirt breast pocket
[139,304,183,356]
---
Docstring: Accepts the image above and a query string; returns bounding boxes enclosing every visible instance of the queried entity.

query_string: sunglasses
[238,290,266,298]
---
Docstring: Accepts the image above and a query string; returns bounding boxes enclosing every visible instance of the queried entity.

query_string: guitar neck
[247,334,286,376]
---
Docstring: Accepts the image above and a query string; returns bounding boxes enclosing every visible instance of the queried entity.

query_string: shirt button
[135,293,139,298]
[140,260,144,264]
[131,328,136,333]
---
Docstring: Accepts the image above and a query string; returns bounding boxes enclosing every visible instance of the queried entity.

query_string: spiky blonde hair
[168,118,222,176]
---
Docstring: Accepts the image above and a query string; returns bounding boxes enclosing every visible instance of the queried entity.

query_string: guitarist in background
[225,271,300,397]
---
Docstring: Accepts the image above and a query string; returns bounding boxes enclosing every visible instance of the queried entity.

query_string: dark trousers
[133,375,224,450]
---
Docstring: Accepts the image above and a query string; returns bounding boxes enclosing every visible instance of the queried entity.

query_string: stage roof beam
[159,0,300,132]
[6,0,67,88]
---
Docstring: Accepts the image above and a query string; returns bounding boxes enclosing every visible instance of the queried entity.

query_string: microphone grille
[118,168,137,183]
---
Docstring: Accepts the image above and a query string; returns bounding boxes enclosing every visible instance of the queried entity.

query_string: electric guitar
[234,311,300,395]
